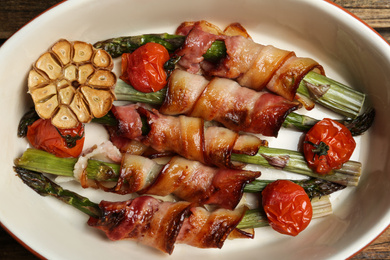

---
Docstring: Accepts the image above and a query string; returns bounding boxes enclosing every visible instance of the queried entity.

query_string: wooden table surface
[0,0,389,259]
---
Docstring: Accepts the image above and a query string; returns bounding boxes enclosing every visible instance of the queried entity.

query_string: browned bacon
[97,153,260,210]
[87,196,252,254]
[140,107,266,169]
[111,154,163,194]
[176,25,222,73]
[111,104,143,139]
[140,156,260,209]
[107,104,266,169]
[106,126,149,155]
[176,206,252,249]
[160,69,300,136]
[175,21,325,101]
[87,196,191,254]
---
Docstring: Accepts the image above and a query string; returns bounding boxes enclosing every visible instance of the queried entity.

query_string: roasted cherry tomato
[27,118,85,158]
[303,118,356,174]
[120,42,170,93]
[262,180,313,236]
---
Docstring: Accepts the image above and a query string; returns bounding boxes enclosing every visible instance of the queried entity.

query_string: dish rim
[0,0,389,259]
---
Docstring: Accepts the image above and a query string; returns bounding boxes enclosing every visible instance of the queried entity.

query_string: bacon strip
[107,104,266,169]
[105,104,149,155]
[87,196,191,254]
[112,154,163,194]
[141,156,260,209]
[106,126,149,155]
[87,196,252,254]
[176,25,221,73]
[160,69,300,137]
[140,107,265,168]
[111,104,143,139]
[176,206,251,249]
[175,21,325,101]
[91,153,259,209]
[73,141,122,188]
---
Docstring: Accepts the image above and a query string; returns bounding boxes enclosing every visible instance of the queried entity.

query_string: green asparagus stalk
[281,106,375,135]
[15,148,357,187]
[237,196,333,229]
[14,148,119,179]
[341,107,375,136]
[114,80,167,105]
[14,167,333,229]
[244,178,345,199]
[17,108,41,138]
[298,71,365,118]
[95,34,366,119]
[94,34,226,61]
[15,167,101,218]
[89,110,118,126]
[231,146,361,186]
[93,34,186,58]
[13,149,78,177]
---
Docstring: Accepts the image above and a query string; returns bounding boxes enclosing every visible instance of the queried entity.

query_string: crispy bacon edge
[87,196,253,254]
[106,104,266,168]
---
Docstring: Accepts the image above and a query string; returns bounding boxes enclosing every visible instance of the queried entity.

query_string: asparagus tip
[343,107,375,136]
[14,167,101,218]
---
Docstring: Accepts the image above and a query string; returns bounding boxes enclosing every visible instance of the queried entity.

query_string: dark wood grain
[0,0,389,259]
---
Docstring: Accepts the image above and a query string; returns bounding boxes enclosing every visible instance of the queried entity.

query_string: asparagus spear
[93,34,226,61]
[93,34,186,57]
[231,146,361,186]
[14,167,101,218]
[281,106,375,135]
[17,108,41,138]
[244,178,346,199]
[297,71,365,118]
[237,196,333,229]
[14,167,333,228]
[94,34,366,119]
[15,148,358,187]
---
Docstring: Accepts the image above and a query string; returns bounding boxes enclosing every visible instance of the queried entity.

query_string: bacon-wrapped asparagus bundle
[15,147,347,199]
[79,150,260,210]
[15,168,253,254]
[95,24,367,119]
[127,156,260,210]
[15,168,333,255]
[161,69,300,137]
[113,76,374,136]
[88,196,252,254]
[175,21,324,102]
[88,197,193,254]
[109,104,267,169]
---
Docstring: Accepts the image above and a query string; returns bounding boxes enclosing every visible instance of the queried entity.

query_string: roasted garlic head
[28,39,116,129]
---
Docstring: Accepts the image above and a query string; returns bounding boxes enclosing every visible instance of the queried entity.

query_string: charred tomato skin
[262,180,313,236]
[120,42,170,93]
[303,118,356,174]
[27,118,85,158]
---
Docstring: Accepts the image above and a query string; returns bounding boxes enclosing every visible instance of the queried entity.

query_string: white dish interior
[0,0,389,259]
